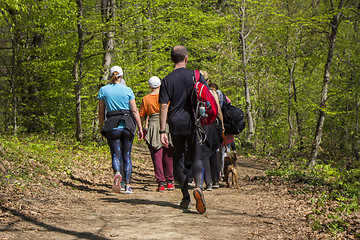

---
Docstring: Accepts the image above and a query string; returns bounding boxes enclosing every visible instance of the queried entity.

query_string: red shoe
[166,182,175,190]
[157,185,165,192]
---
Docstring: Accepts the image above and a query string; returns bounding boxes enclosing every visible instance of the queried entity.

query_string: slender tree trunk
[93,0,116,141]
[6,12,18,135]
[285,2,303,150]
[11,46,17,136]
[292,78,303,149]
[287,61,295,149]
[353,92,359,162]
[73,0,85,142]
[308,1,344,168]
[240,0,254,143]
[100,0,116,82]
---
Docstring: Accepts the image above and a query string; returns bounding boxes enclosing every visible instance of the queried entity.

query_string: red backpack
[192,70,218,143]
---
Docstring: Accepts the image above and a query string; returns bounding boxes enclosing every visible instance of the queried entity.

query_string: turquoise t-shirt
[97,83,135,129]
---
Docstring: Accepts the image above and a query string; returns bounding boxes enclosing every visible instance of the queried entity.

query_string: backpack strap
[192,70,207,144]
[193,70,200,83]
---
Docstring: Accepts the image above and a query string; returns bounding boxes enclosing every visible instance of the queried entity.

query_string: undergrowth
[0,134,109,188]
[266,156,360,238]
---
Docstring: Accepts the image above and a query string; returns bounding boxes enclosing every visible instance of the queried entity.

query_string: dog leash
[222,131,229,155]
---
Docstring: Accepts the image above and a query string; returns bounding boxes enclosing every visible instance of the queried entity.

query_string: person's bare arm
[130,99,144,140]
[159,103,169,147]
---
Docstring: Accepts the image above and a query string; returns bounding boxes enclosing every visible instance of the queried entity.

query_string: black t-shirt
[159,67,207,135]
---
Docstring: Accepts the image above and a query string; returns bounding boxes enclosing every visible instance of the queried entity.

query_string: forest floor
[0,143,338,240]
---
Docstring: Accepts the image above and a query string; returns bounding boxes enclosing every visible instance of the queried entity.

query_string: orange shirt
[140,93,160,117]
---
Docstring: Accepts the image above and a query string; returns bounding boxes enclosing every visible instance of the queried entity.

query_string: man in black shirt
[159,45,207,214]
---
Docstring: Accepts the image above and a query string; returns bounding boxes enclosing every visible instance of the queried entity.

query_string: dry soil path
[1,145,316,240]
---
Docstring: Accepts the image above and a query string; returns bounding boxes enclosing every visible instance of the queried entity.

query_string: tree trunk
[11,43,17,136]
[100,0,116,83]
[293,77,303,149]
[353,92,359,162]
[73,0,85,142]
[287,61,295,149]
[308,1,344,168]
[6,12,18,135]
[93,0,117,142]
[240,0,254,143]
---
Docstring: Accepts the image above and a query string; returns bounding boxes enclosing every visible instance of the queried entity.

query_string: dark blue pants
[106,128,134,184]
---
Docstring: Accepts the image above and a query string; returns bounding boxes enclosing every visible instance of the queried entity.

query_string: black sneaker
[204,183,213,191]
[213,182,219,189]
[180,198,191,209]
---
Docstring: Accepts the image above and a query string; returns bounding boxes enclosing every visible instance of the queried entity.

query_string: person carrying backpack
[209,83,238,179]
[200,71,224,191]
[159,45,207,214]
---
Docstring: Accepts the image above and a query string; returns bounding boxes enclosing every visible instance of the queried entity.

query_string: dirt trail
[1,145,316,240]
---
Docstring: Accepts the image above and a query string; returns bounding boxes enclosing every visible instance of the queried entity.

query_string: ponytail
[110,72,119,84]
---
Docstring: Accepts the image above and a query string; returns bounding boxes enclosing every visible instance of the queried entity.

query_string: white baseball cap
[148,76,161,88]
[110,66,123,77]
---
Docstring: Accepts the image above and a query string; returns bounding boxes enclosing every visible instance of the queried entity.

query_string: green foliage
[0,134,109,187]
[267,156,360,236]
[0,0,359,168]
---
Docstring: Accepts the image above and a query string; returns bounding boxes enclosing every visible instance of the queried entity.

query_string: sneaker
[193,187,206,214]
[125,186,133,194]
[180,198,191,209]
[204,183,213,191]
[166,182,175,190]
[188,180,196,187]
[157,185,165,192]
[112,173,122,193]
[213,182,219,189]
[120,182,126,191]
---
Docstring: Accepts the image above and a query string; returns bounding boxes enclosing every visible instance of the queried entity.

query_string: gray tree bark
[239,0,255,143]
[73,0,85,142]
[308,0,344,168]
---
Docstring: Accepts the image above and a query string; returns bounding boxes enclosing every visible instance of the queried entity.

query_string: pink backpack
[192,70,218,143]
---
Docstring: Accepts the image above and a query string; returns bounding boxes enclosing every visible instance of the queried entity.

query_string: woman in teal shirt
[98,66,144,194]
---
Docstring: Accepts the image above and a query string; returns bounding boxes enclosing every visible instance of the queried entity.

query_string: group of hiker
[98,45,238,214]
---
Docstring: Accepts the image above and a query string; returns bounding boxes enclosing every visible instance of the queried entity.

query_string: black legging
[172,134,203,200]
[203,152,220,185]
[106,128,134,184]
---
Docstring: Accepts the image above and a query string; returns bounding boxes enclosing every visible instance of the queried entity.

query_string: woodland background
[1,0,360,237]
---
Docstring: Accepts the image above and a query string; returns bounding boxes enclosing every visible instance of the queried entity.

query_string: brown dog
[223,151,240,189]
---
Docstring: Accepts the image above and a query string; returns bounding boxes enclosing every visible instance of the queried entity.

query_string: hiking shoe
[157,185,165,192]
[180,198,191,209]
[193,188,206,214]
[204,183,213,191]
[166,182,175,190]
[213,182,219,189]
[188,180,196,187]
[125,186,133,194]
[120,182,126,191]
[112,173,122,193]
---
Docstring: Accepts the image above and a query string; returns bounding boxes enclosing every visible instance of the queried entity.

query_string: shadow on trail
[101,197,199,214]
[0,206,110,240]
[59,167,155,195]
[60,178,110,195]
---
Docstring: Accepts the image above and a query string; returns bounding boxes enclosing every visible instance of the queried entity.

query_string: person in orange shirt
[140,76,175,192]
